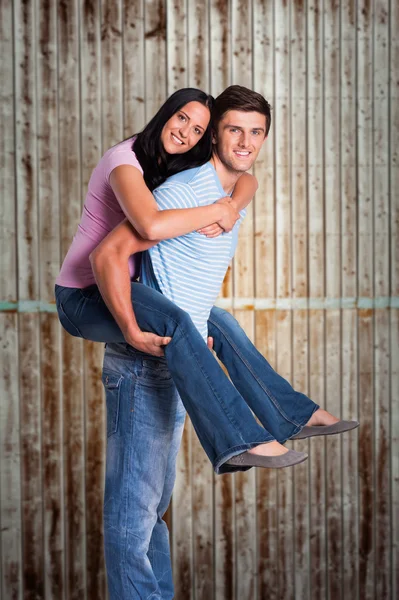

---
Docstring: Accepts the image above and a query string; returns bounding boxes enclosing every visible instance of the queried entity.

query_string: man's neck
[210,154,241,195]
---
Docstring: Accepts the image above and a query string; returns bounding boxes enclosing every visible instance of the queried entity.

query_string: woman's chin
[164,144,187,155]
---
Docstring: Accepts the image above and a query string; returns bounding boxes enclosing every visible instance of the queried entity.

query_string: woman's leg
[206,309,356,443]
[55,283,286,473]
[208,307,328,442]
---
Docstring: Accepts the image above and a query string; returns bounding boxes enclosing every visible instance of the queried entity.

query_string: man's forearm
[90,251,142,341]
[230,173,258,211]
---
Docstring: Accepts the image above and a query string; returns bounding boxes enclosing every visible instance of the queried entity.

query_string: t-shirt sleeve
[104,146,144,182]
[153,182,199,211]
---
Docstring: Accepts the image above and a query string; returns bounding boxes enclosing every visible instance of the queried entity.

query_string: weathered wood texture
[0,1,397,599]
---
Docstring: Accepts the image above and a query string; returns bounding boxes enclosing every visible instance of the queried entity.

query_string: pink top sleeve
[56,138,144,288]
[104,142,144,181]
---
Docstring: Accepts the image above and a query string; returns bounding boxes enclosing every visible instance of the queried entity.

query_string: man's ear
[211,129,217,145]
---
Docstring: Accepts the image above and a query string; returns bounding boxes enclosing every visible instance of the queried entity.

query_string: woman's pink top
[56,138,143,288]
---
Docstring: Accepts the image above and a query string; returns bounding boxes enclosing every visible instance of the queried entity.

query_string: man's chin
[231,160,254,173]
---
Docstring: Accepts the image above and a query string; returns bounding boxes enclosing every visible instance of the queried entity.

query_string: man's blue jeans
[55,282,319,473]
[102,343,185,600]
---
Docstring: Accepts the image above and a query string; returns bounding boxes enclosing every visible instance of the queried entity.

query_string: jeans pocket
[102,370,123,437]
[140,358,172,388]
[79,284,102,302]
[57,302,83,338]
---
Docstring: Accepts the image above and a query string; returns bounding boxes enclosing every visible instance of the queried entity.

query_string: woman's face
[161,101,210,154]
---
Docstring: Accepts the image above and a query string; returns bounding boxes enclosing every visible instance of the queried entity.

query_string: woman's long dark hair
[132,88,214,191]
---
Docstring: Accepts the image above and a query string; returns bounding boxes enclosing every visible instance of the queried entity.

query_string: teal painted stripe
[0,297,398,313]
[0,301,58,313]
[215,297,399,310]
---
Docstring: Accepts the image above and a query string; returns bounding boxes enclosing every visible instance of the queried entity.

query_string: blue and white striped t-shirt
[140,162,246,341]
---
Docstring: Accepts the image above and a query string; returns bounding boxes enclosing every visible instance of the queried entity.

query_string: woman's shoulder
[100,137,143,179]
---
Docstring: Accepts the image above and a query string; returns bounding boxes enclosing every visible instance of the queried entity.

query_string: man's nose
[238,132,250,147]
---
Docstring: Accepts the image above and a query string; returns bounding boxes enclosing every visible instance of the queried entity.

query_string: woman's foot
[306,408,340,427]
[248,440,289,457]
[225,445,308,469]
[292,411,359,440]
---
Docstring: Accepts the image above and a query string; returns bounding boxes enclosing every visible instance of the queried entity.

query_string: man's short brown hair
[212,85,272,136]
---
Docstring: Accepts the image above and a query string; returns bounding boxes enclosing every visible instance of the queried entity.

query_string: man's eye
[230,128,239,133]
[252,130,260,136]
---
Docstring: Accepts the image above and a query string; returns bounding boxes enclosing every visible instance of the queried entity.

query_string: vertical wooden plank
[275,1,294,598]
[187,7,214,600]
[390,1,399,597]
[37,0,65,598]
[166,0,187,93]
[290,1,310,598]
[0,0,21,596]
[341,1,359,596]
[58,1,86,597]
[209,0,231,97]
[307,0,326,597]
[231,2,257,599]
[341,311,359,597]
[187,0,210,90]
[83,341,106,599]
[15,0,39,303]
[357,308,374,599]
[275,311,294,600]
[357,1,375,597]
[253,1,277,597]
[14,1,44,598]
[81,3,107,598]
[255,312,278,600]
[19,314,44,600]
[324,3,343,598]
[0,0,17,304]
[374,2,391,598]
[123,0,145,135]
[211,3,234,599]
[391,313,399,600]
[0,316,22,600]
[144,0,167,118]
[101,0,123,150]
[40,316,64,600]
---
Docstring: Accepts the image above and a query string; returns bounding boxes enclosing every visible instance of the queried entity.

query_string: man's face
[213,110,267,172]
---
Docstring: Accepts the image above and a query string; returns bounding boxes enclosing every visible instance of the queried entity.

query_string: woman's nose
[179,124,189,138]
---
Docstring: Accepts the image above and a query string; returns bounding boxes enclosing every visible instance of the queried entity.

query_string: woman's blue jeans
[55,282,318,473]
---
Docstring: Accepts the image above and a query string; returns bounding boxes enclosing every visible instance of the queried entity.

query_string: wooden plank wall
[0,1,397,598]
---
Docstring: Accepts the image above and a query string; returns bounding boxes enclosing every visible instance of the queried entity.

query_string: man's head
[212,85,271,173]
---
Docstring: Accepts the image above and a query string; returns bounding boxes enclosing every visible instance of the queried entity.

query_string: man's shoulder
[161,162,214,188]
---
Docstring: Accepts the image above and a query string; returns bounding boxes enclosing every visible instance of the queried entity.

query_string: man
[94,85,272,599]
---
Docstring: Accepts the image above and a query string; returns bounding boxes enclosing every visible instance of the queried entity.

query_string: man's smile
[233,150,251,157]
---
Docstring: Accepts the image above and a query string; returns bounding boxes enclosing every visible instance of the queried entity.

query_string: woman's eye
[178,114,186,121]
[194,128,202,135]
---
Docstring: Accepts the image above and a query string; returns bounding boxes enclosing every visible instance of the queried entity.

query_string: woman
[55,87,356,473]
